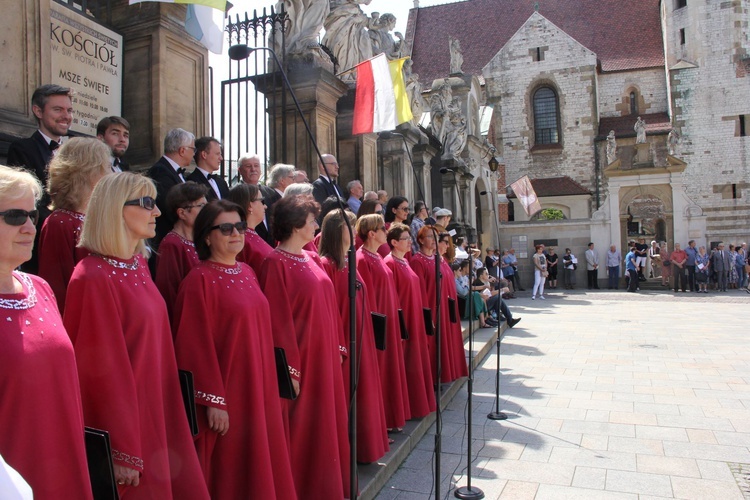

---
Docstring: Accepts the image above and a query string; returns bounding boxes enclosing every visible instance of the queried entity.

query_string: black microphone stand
[479,189,507,422]
[440,166,483,500]
[229,45,359,500]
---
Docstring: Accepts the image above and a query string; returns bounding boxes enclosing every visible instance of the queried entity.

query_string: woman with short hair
[0,165,94,500]
[64,172,209,498]
[155,181,208,318]
[258,195,350,498]
[227,183,273,275]
[172,200,296,499]
[380,196,409,257]
[38,137,111,313]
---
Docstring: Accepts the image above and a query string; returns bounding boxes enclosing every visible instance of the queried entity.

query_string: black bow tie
[113,158,121,168]
[49,141,60,152]
[207,173,219,181]
[176,167,187,177]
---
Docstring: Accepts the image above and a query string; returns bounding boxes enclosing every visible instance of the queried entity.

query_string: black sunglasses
[124,196,156,210]
[0,209,39,226]
[210,221,248,236]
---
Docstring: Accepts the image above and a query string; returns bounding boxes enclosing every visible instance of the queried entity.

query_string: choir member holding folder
[319,209,389,463]
[356,214,411,430]
[437,228,469,381]
[259,196,350,499]
[64,173,209,499]
[172,200,296,499]
[384,223,436,418]
[0,165,93,499]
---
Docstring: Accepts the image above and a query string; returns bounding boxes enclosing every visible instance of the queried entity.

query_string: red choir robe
[236,228,273,276]
[321,257,389,463]
[64,254,209,500]
[37,209,89,314]
[356,247,411,428]
[172,261,296,500]
[0,272,93,500]
[441,257,469,379]
[409,252,468,383]
[154,231,199,320]
[259,249,350,499]
[384,253,436,418]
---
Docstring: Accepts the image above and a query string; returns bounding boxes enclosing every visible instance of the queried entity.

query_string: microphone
[439,167,455,174]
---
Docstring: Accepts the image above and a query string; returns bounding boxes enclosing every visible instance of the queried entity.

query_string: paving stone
[670,476,744,499]
[636,454,700,477]
[535,484,638,499]
[572,466,606,489]
[605,469,673,496]
[498,480,539,499]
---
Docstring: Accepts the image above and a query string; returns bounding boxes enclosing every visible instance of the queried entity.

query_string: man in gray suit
[711,242,732,292]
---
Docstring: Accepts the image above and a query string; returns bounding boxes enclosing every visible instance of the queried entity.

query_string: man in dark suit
[711,242,732,292]
[147,128,195,247]
[187,137,229,201]
[96,116,131,172]
[311,153,342,205]
[237,153,276,245]
[7,84,73,273]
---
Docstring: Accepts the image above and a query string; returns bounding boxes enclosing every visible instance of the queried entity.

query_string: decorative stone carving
[403,58,424,126]
[449,36,463,75]
[323,0,375,82]
[667,127,680,155]
[634,116,646,144]
[275,0,330,57]
[442,98,468,162]
[606,130,617,164]
[430,80,452,144]
[369,13,404,59]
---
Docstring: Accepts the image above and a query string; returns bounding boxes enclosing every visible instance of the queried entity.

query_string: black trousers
[673,267,687,291]
[686,265,696,291]
[587,269,599,289]
[627,269,639,292]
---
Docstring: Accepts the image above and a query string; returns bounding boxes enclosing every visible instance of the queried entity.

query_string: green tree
[539,208,565,220]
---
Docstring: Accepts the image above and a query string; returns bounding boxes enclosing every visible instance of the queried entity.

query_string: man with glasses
[312,153,341,205]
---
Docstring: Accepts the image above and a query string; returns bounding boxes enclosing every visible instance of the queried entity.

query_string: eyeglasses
[182,202,207,210]
[210,221,248,235]
[439,239,451,244]
[398,235,412,241]
[0,209,39,226]
[183,146,197,151]
[376,226,386,232]
[124,196,156,210]
[398,206,410,212]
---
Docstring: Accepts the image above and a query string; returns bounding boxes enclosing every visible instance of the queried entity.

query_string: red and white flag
[352,54,413,135]
[510,175,542,216]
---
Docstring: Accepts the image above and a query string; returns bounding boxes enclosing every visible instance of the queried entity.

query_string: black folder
[423,307,435,336]
[274,347,298,400]
[84,427,119,500]
[448,297,458,324]
[178,369,199,436]
[397,309,409,340]
[371,312,387,350]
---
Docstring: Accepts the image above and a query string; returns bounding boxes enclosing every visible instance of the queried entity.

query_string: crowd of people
[1,84,523,499]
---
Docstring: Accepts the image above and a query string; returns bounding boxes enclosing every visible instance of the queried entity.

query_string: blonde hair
[47,137,111,211]
[0,165,42,202]
[355,213,383,242]
[80,172,156,258]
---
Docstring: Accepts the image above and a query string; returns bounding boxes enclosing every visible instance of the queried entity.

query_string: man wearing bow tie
[7,84,73,273]
[312,153,342,205]
[187,137,229,201]
[96,116,130,172]
[147,128,195,247]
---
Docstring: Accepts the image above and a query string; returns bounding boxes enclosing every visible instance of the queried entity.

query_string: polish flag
[352,54,413,135]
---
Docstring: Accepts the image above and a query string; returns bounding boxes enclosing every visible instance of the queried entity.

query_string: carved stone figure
[369,13,404,59]
[449,36,463,74]
[323,0,376,81]
[606,130,617,164]
[430,80,452,144]
[275,0,330,56]
[442,98,468,161]
[634,116,647,144]
[667,128,681,155]
[403,59,424,126]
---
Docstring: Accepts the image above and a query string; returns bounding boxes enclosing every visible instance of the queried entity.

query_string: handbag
[663,259,671,267]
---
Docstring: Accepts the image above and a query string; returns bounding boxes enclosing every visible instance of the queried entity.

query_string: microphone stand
[232,45,359,500]
[428,225,443,500]
[441,167,484,500]
[480,189,507,421]
[378,131,426,203]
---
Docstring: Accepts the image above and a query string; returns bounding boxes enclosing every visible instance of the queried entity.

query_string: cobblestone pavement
[377,288,750,499]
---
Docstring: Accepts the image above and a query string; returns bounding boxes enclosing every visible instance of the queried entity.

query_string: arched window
[630,91,638,115]
[533,87,559,145]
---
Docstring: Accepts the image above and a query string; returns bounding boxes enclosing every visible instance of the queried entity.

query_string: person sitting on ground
[472,266,521,328]
[453,261,495,328]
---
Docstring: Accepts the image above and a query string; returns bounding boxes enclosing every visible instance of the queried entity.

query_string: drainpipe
[593,138,601,210]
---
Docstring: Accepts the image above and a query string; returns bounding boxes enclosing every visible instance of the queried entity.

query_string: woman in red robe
[0,166,93,500]
[380,196,410,257]
[409,225,468,383]
[384,223,436,418]
[64,173,209,499]
[154,181,207,319]
[259,195,350,499]
[227,183,274,274]
[356,214,411,430]
[319,209,389,464]
[438,228,470,380]
[172,200,296,499]
[38,137,111,313]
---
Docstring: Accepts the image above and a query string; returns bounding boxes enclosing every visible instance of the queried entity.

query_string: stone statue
[634,116,647,144]
[275,0,330,56]
[606,130,617,164]
[323,0,376,82]
[430,80,453,144]
[403,58,424,126]
[668,128,681,155]
[368,13,404,59]
[449,36,463,74]
[442,97,468,162]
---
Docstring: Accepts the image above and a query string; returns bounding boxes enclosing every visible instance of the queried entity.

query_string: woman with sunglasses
[64,173,209,499]
[384,223,436,419]
[356,214,411,431]
[172,200,295,499]
[154,181,208,319]
[226,183,272,275]
[258,195,350,498]
[409,226,468,383]
[436,228,469,380]
[0,165,93,499]
[319,209,389,464]
[380,195,409,257]
[38,137,111,314]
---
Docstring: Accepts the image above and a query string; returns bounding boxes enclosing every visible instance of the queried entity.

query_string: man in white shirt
[187,137,229,201]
